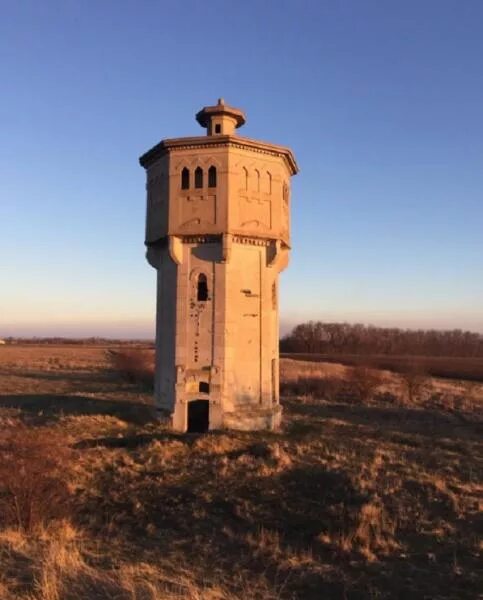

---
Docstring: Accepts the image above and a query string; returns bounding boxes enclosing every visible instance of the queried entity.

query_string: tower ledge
[139,134,298,175]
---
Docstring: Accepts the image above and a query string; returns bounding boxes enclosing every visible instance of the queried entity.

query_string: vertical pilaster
[173,240,188,411]
[260,246,273,407]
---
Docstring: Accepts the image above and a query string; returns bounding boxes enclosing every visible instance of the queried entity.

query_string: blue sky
[1,0,482,337]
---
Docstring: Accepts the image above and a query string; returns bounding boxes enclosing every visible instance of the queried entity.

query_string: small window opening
[197,273,208,301]
[208,166,217,187]
[267,171,272,194]
[194,167,203,189]
[181,167,190,190]
[215,124,221,134]
[199,381,210,393]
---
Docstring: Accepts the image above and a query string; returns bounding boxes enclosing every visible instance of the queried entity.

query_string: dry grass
[0,424,74,532]
[0,522,246,600]
[0,346,482,599]
[282,352,483,382]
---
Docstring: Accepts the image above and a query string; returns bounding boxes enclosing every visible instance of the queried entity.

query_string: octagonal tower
[139,99,298,432]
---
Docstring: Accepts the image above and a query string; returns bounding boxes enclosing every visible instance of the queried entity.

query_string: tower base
[223,405,282,432]
[168,400,282,433]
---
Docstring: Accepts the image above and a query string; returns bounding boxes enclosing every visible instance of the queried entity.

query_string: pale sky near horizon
[1,1,482,338]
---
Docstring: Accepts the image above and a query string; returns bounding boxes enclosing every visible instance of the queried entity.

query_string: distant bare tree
[280,321,483,357]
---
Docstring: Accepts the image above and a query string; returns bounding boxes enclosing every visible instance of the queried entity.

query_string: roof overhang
[139,135,299,175]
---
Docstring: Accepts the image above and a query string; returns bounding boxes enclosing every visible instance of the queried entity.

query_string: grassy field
[282,352,483,382]
[0,345,482,599]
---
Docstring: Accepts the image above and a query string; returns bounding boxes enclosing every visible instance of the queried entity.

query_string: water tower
[139,99,298,432]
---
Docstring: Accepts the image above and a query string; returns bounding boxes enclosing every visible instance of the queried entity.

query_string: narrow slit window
[194,167,203,189]
[181,167,190,190]
[242,167,248,190]
[255,169,260,192]
[208,166,217,187]
[267,171,272,194]
[215,124,221,134]
[197,273,208,301]
[283,182,289,202]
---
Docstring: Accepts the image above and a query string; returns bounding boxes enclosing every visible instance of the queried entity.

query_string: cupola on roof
[196,98,246,136]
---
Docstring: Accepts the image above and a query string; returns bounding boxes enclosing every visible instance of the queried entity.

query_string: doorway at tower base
[170,401,282,433]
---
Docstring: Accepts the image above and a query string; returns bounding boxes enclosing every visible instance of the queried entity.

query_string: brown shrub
[107,348,154,388]
[345,367,383,404]
[280,368,385,404]
[0,424,74,532]
[399,363,426,405]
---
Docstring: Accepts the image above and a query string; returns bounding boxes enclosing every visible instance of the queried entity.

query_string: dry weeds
[0,346,481,599]
[0,424,74,532]
[0,522,246,600]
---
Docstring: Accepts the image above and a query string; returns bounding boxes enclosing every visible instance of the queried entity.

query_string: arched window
[254,169,260,192]
[242,167,248,191]
[267,171,272,194]
[181,167,190,190]
[197,273,208,301]
[194,167,203,189]
[208,166,217,187]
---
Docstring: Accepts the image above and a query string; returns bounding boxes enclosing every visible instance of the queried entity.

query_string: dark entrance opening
[187,399,209,433]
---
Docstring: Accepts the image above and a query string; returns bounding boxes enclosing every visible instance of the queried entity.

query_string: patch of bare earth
[0,346,481,599]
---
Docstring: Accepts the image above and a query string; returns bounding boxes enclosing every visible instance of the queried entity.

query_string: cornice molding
[139,135,298,175]
[145,234,290,249]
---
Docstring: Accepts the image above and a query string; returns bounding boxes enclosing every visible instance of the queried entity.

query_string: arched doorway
[187,400,209,433]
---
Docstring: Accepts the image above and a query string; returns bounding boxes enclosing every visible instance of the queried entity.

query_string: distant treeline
[2,337,154,347]
[280,322,483,357]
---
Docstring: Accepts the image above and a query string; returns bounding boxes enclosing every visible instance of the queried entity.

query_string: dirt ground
[0,345,481,599]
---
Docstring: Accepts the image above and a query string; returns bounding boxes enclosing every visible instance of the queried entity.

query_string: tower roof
[196,98,246,130]
[139,100,298,175]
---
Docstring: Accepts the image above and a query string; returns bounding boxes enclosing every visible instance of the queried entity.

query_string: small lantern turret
[196,98,246,136]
